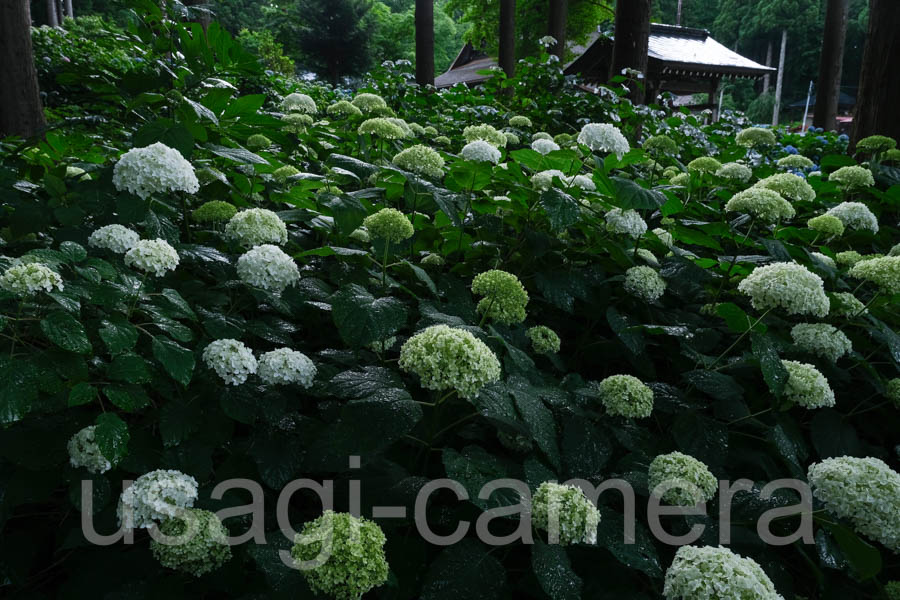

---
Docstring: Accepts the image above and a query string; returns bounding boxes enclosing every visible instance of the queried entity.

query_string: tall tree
[64,0,74,18]
[46,0,59,26]
[771,28,787,125]
[0,0,46,138]
[547,0,567,59]
[415,0,435,85]
[499,0,515,77]
[813,0,848,130]
[610,0,652,103]
[851,0,900,145]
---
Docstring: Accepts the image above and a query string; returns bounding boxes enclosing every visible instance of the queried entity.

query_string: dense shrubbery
[1,7,900,600]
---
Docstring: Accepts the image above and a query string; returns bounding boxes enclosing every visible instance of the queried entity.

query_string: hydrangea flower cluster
[824,201,879,233]
[0,262,63,296]
[663,545,783,600]
[124,239,180,277]
[687,156,722,174]
[735,127,776,148]
[391,144,445,179]
[648,452,717,506]
[326,100,363,117]
[225,208,288,247]
[593,374,654,418]
[463,124,507,148]
[855,134,897,154]
[835,250,864,267]
[398,325,501,399]
[828,165,875,190]
[504,131,520,146]
[236,244,300,292]
[471,269,529,325]
[531,138,560,155]
[716,162,752,182]
[531,169,565,192]
[351,92,388,114]
[777,154,815,169]
[653,227,674,248]
[811,252,835,268]
[829,291,867,317]
[737,262,829,317]
[577,123,630,158]
[363,208,414,243]
[358,118,406,140]
[848,256,900,294]
[257,348,316,387]
[753,172,816,203]
[566,174,596,191]
[807,214,845,237]
[246,134,272,151]
[508,115,532,128]
[643,134,678,156]
[790,323,852,362]
[118,469,198,529]
[886,378,900,406]
[282,92,317,114]
[67,426,112,474]
[291,511,389,600]
[670,172,690,186]
[725,188,795,223]
[533,132,553,142]
[605,208,647,239]
[781,360,835,408]
[281,113,313,134]
[112,142,199,199]
[624,265,666,302]
[460,140,501,164]
[887,581,900,600]
[531,482,601,545]
[386,117,413,138]
[192,200,238,224]
[88,224,140,253]
[808,456,900,552]
[526,325,561,354]
[420,252,445,267]
[150,508,232,576]
[202,339,258,385]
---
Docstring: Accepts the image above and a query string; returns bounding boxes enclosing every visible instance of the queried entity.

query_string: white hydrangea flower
[236,244,300,293]
[67,426,112,474]
[117,469,198,529]
[566,174,596,191]
[648,452,717,506]
[123,239,179,277]
[636,248,659,267]
[848,256,900,295]
[737,262,829,317]
[652,228,674,249]
[577,123,630,158]
[811,252,835,268]
[790,323,852,362]
[531,482,600,545]
[460,140,501,164]
[531,169,565,192]
[0,262,63,296]
[808,456,900,553]
[202,339,258,385]
[282,92,317,114]
[531,138,560,155]
[88,224,140,254]
[538,35,558,48]
[716,162,752,182]
[664,546,784,600]
[782,360,835,408]
[225,208,288,247]
[624,265,666,302]
[257,348,316,387]
[825,201,879,233]
[605,208,647,239]
[112,142,199,200]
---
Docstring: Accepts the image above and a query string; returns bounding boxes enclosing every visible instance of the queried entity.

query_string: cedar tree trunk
[813,0,848,131]
[851,0,900,146]
[0,0,46,138]
[415,0,434,86]
[610,0,652,103]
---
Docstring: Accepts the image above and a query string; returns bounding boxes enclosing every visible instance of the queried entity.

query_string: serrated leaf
[94,412,129,463]
[822,521,882,580]
[541,187,580,231]
[0,358,37,424]
[151,335,195,386]
[531,539,582,600]
[160,288,197,320]
[204,143,268,164]
[330,366,403,399]
[683,369,743,402]
[510,377,560,470]
[322,194,367,236]
[443,446,521,511]
[421,540,507,600]
[751,332,788,398]
[611,175,665,209]
[330,284,408,348]
[103,385,149,412]
[160,400,201,447]
[107,353,152,384]
[810,409,861,459]
[40,311,92,354]
[68,382,97,407]
[98,315,138,355]
[59,241,87,262]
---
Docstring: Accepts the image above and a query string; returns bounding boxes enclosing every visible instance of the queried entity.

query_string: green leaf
[610,176,665,209]
[107,353,152,384]
[541,187,580,231]
[822,521,882,580]
[671,223,723,251]
[94,413,129,464]
[68,382,97,407]
[133,118,194,157]
[596,514,663,578]
[421,540,507,600]
[751,332,788,398]
[40,311,92,354]
[98,315,139,355]
[322,194,367,236]
[204,143,268,164]
[607,306,645,355]
[330,284,408,348]
[715,302,757,333]
[0,358,37,424]
[59,241,87,263]
[672,411,728,468]
[443,445,521,511]
[330,366,403,399]
[400,260,438,297]
[810,409,861,459]
[531,539,582,600]
[160,400,201,447]
[159,289,197,321]
[683,370,744,402]
[103,385,149,412]
[510,377,560,470]
[223,94,266,118]
[820,154,857,169]
[151,335,195,386]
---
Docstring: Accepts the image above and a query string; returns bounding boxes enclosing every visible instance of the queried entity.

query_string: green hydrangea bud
[391,144,445,179]
[471,269,529,325]
[351,92,388,114]
[753,172,815,203]
[358,117,406,140]
[648,451,717,506]
[828,165,875,190]
[624,265,666,302]
[363,208,414,243]
[291,511,388,600]
[886,581,900,600]
[735,126,776,148]
[526,325,560,354]
[508,115,532,128]
[273,165,300,182]
[807,214,845,237]
[463,124,507,148]
[531,481,600,545]
[326,100,363,118]
[687,156,722,174]
[246,134,272,150]
[855,134,896,154]
[593,374,654,418]
[150,508,231,576]
[828,292,867,318]
[643,135,678,156]
[777,154,814,169]
[192,201,237,223]
[848,255,900,294]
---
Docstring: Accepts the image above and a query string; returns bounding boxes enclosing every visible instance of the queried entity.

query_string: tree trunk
[762,39,772,94]
[46,0,58,26]
[415,0,434,86]
[813,0,848,131]
[55,0,64,25]
[548,0,567,59]
[771,29,787,126]
[610,0,652,104]
[0,0,47,138]
[851,0,900,147]
[499,0,515,79]
[64,0,74,18]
